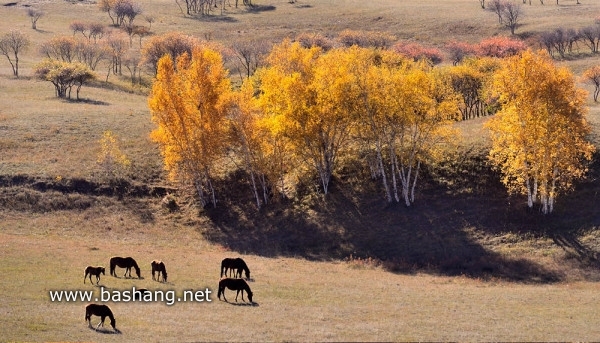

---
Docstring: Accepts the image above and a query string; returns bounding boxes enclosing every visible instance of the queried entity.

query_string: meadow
[1,0,600,341]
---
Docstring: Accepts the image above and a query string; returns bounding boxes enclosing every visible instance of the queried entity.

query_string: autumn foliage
[148,47,232,208]
[487,50,595,214]
[476,36,527,58]
[392,41,444,65]
[143,31,595,213]
[582,66,600,102]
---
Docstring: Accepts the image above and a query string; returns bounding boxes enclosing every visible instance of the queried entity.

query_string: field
[1,0,600,341]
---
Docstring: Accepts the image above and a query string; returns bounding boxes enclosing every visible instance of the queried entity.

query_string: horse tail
[109,258,115,276]
[220,261,225,278]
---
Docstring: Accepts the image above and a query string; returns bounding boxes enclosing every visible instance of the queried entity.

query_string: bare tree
[488,0,505,24]
[144,15,155,29]
[502,1,521,35]
[133,26,152,48]
[122,49,142,85]
[89,23,106,43]
[579,25,600,53]
[26,8,44,30]
[39,36,78,62]
[296,32,334,50]
[105,32,128,78]
[231,39,270,81]
[140,31,201,74]
[76,40,109,70]
[70,21,87,37]
[0,30,29,77]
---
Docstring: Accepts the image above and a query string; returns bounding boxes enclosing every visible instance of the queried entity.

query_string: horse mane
[241,260,250,274]
[131,258,140,273]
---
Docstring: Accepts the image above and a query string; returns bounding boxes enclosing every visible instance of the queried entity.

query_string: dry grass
[2,222,600,342]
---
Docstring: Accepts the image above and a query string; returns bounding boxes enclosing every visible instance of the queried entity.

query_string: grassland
[1,0,600,341]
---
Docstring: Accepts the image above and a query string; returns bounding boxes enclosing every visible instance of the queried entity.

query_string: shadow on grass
[247,4,276,12]
[64,98,109,106]
[188,14,238,22]
[88,326,121,334]
[202,152,600,284]
[220,300,258,307]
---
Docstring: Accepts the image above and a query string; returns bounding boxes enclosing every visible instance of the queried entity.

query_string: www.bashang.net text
[49,286,212,306]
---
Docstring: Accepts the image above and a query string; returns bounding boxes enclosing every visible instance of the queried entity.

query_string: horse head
[162,270,168,282]
[247,290,253,303]
[101,267,106,275]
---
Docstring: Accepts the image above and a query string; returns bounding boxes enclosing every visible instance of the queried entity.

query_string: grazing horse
[220,258,251,280]
[85,304,116,331]
[151,260,168,282]
[109,256,141,278]
[84,266,105,284]
[217,278,253,303]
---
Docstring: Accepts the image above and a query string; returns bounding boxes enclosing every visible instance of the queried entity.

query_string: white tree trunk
[376,141,392,202]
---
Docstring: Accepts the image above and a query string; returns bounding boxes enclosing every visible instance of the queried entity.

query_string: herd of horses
[83,256,254,332]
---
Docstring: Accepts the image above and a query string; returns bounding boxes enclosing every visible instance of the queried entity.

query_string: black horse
[109,256,141,278]
[84,266,105,284]
[220,258,251,280]
[217,278,253,303]
[85,304,117,331]
[151,260,168,282]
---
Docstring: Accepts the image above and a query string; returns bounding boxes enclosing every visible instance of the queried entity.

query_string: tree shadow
[247,4,276,12]
[202,151,600,283]
[188,14,238,22]
[64,98,109,106]
[202,168,563,283]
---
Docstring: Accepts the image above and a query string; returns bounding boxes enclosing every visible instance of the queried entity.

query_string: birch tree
[256,41,359,195]
[487,50,595,214]
[148,48,232,208]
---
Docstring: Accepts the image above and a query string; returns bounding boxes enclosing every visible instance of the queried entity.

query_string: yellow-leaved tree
[256,40,360,195]
[486,50,595,214]
[148,47,232,208]
[230,75,290,208]
[354,50,460,206]
[97,130,130,181]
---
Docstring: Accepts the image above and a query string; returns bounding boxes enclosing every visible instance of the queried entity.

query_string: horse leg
[97,315,105,328]
[96,275,100,284]
[221,288,228,302]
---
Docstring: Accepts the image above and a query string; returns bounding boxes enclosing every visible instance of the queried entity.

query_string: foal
[151,260,168,282]
[84,266,105,285]
[85,304,116,331]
